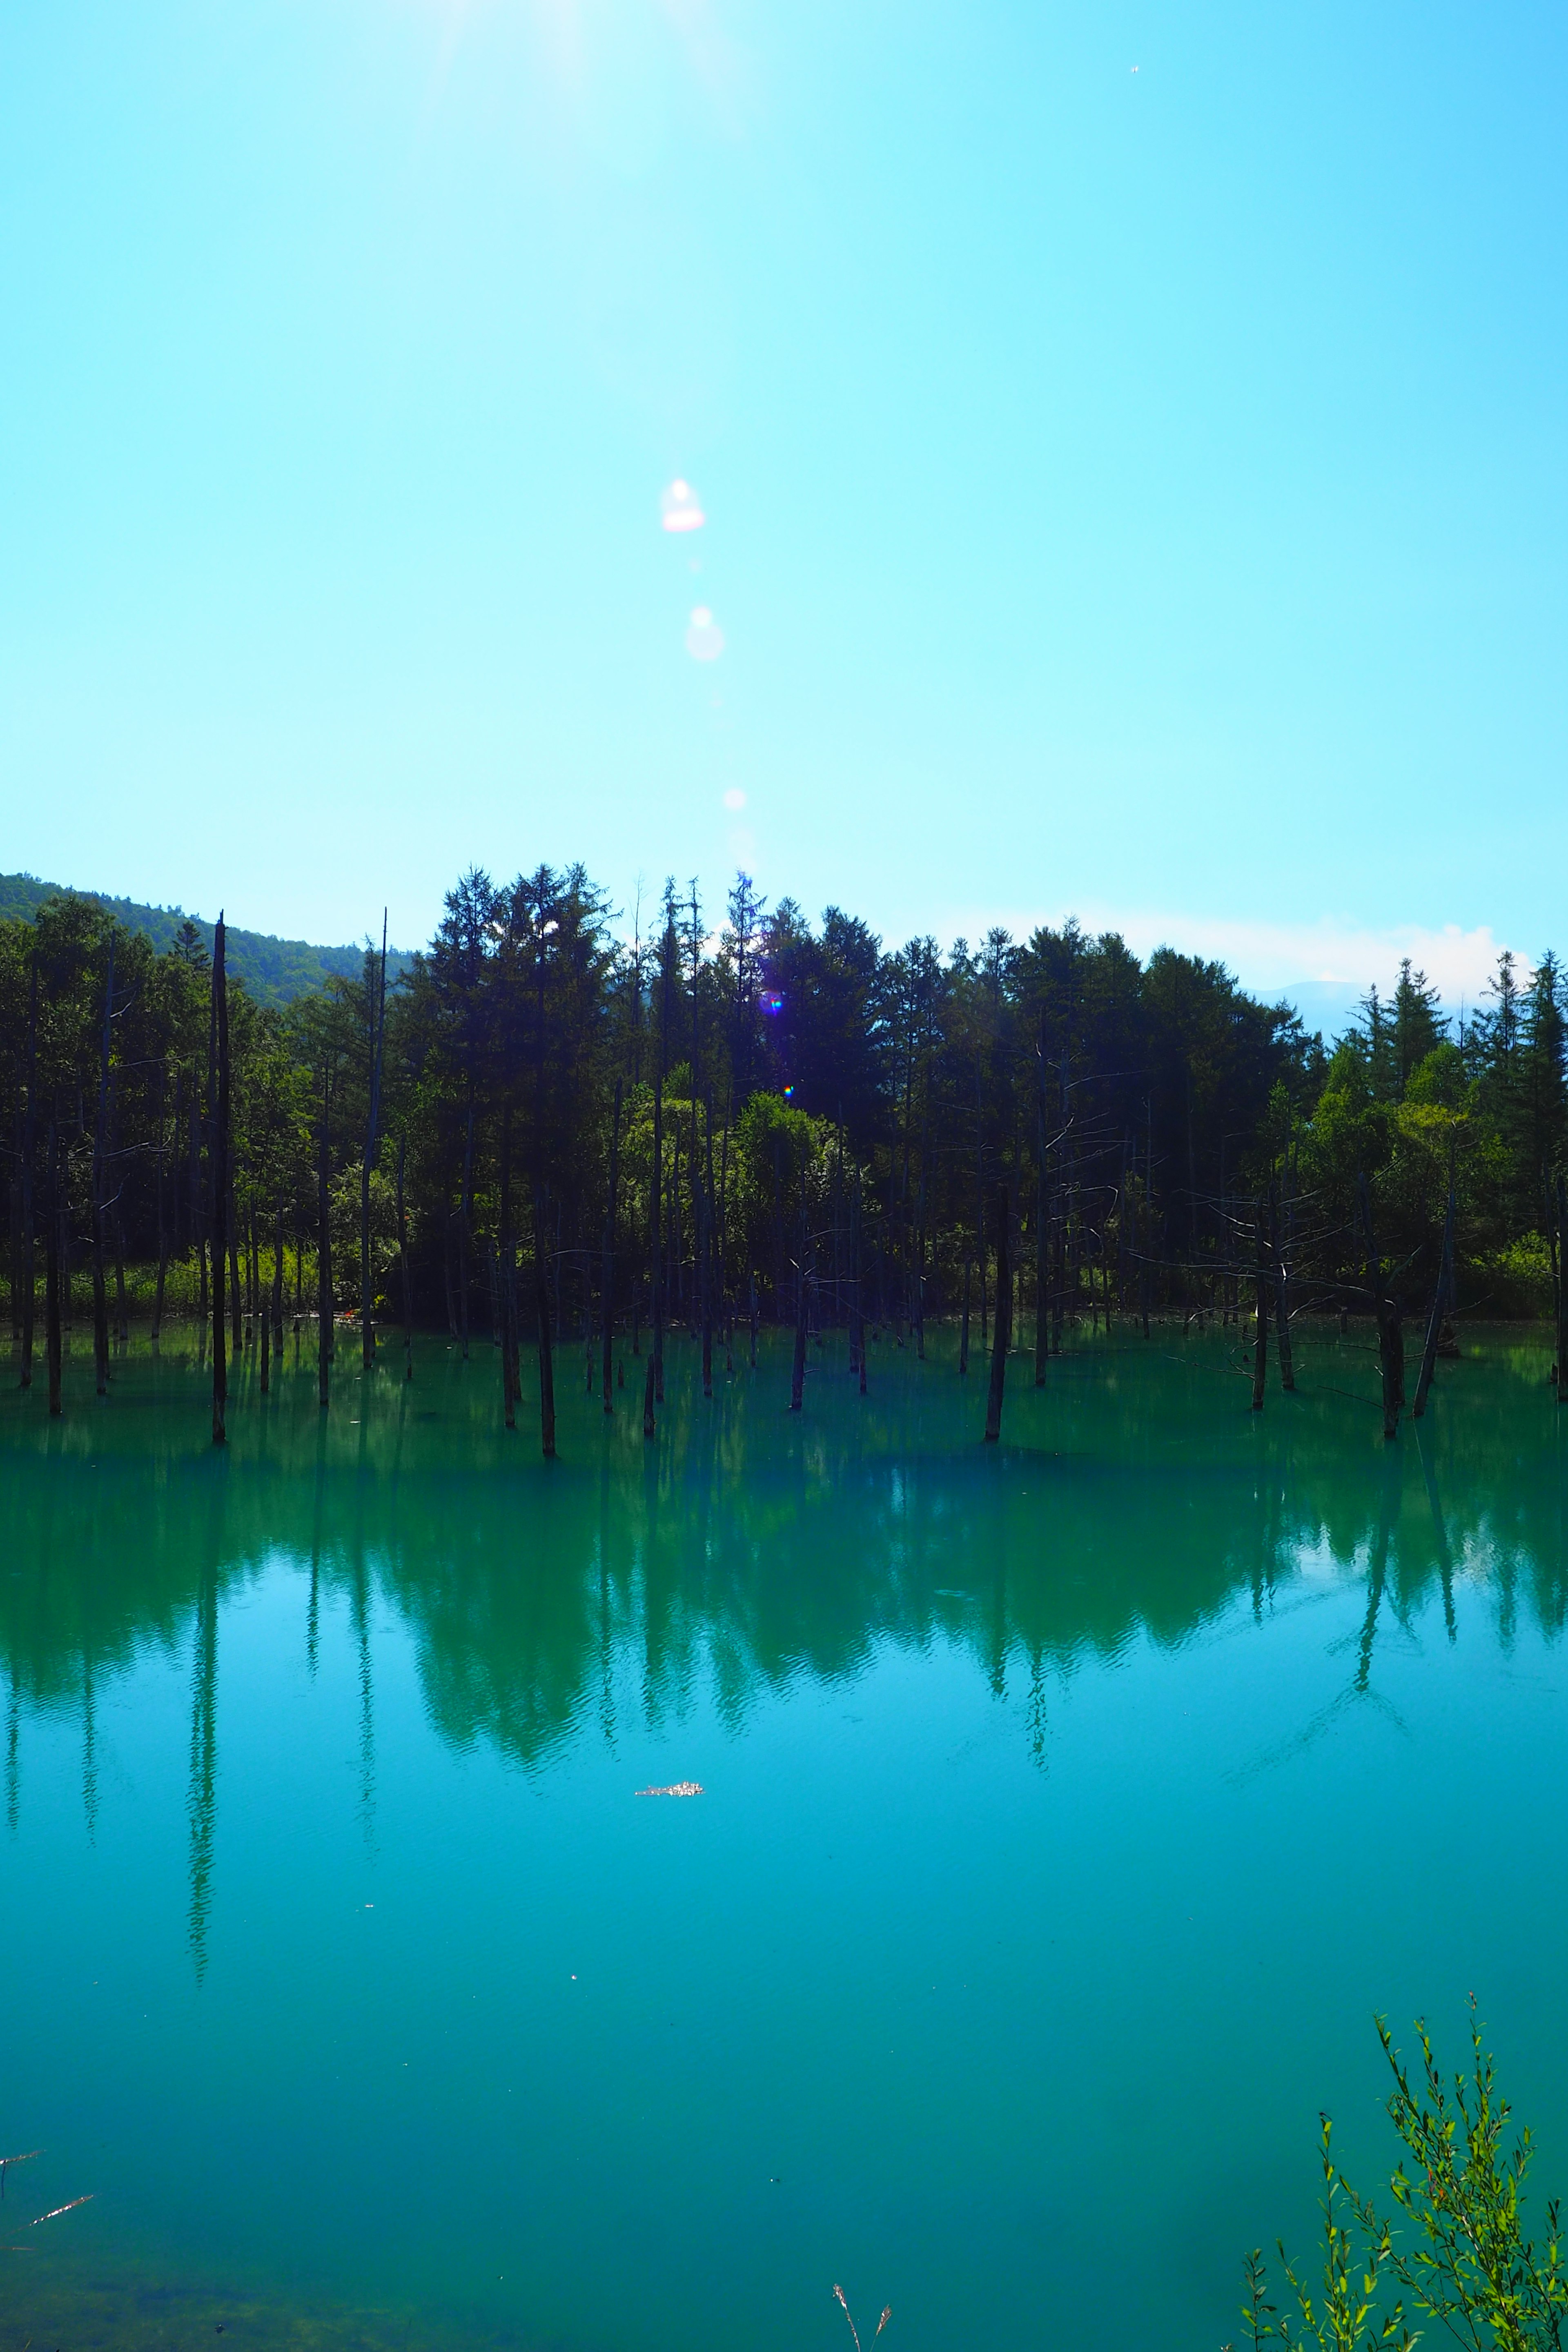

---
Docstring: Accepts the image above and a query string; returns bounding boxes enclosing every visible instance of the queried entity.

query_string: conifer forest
[3,869,1563,1443]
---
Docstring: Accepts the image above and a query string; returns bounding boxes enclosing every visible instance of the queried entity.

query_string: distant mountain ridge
[0,872,413,1008]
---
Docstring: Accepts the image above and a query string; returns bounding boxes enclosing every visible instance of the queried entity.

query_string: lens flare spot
[722,788,746,812]
[661,479,705,533]
[760,991,784,1017]
[686,606,724,661]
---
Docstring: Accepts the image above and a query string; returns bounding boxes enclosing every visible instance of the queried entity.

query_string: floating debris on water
[635,1782,704,1797]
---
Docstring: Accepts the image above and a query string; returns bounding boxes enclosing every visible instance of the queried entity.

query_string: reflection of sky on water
[6,1330,1568,2352]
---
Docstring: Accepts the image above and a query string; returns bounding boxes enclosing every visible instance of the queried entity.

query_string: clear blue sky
[1,0,1562,1020]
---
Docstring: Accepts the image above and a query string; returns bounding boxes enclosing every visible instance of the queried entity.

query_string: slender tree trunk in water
[7,1098,18,1347]
[983,1185,1011,1443]
[45,1124,62,1417]
[650,1060,665,1408]
[260,1247,272,1392]
[749,1270,759,1370]
[442,1207,458,1340]
[644,1073,663,1439]
[200,978,216,1360]
[113,1210,128,1347]
[853,1176,866,1396]
[317,1073,332,1410]
[1033,1131,1048,1387]
[459,1095,475,1362]
[362,914,388,1373]
[717,1092,732,1346]
[912,1225,925,1359]
[228,1188,242,1363]
[91,940,114,1397]
[1359,1174,1401,1440]
[484,1241,501,1351]
[1270,1180,1295,1392]
[272,1203,285,1347]
[19,956,38,1388]
[535,1190,556,1459]
[152,1063,168,1343]
[211,919,230,1446]
[1414,1162,1458,1419]
[602,1079,621,1414]
[499,1116,517,1431]
[790,1223,808,1412]
[1553,1172,1568,1408]
[671,1114,684,1327]
[701,1096,715,1399]
[1250,1204,1269,1412]
[397,1135,413,1382]
[959,1254,971,1374]
[506,1234,523,1419]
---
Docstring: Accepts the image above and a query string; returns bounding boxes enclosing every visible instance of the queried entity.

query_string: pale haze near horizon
[1,0,1561,1029]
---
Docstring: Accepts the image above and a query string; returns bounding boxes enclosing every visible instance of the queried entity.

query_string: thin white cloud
[938,906,1521,1012]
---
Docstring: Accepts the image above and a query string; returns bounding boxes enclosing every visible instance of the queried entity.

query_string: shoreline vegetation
[1241,2011,1568,2352]
[5,867,1567,1449]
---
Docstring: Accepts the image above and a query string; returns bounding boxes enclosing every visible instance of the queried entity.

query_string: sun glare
[662,479,705,532]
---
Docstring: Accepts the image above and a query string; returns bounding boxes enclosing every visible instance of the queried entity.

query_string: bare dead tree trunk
[535,1187,557,1459]
[317,1068,332,1410]
[259,1238,272,1393]
[45,1121,62,1417]
[983,1184,1011,1443]
[19,955,38,1389]
[700,1096,715,1400]
[151,1061,169,1343]
[853,1174,866,1396]
[789,1216,808,1413]
[7,1095,18,1348]
[650,1048,665,1411]
[500,1115,518,1432]
[1033,1109,1048,1388]
[459,1093,475,1362]
[959,1253,971,1375]
[1250,1203,1269,1412]
[1414,1157,1458,1419]
[211,918,229,1446]
[92,940,114,1398]
[272,1200,285,1347]
[602,1078,621,1414]
[362,913,388,1373]
[194,1084,208,1347]
[228,1182,242,1364]
[398,1134,412,1382]
[1359,1174,1402,1441]
[1270,1179,1295,1392]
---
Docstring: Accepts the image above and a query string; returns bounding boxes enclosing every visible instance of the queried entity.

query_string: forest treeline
[0,870,411,1007]
[2,869,1565,1438]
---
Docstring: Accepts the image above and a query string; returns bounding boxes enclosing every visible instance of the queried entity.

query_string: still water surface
[3,1326,1568,2351]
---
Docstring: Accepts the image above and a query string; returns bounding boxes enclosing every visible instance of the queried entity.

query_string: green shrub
[1240,2007,1567,2352]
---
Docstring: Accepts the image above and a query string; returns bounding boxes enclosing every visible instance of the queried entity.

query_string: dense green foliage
[1,871,1564,1365]
[1244,2011,1568,2352]
[0,871,410,1008]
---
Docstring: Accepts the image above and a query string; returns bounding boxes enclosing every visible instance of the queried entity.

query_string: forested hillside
[2,869,1563,1423]
[0,872,410,1007]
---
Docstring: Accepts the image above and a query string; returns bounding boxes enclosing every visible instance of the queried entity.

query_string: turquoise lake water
[3,1322,1567,2351]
